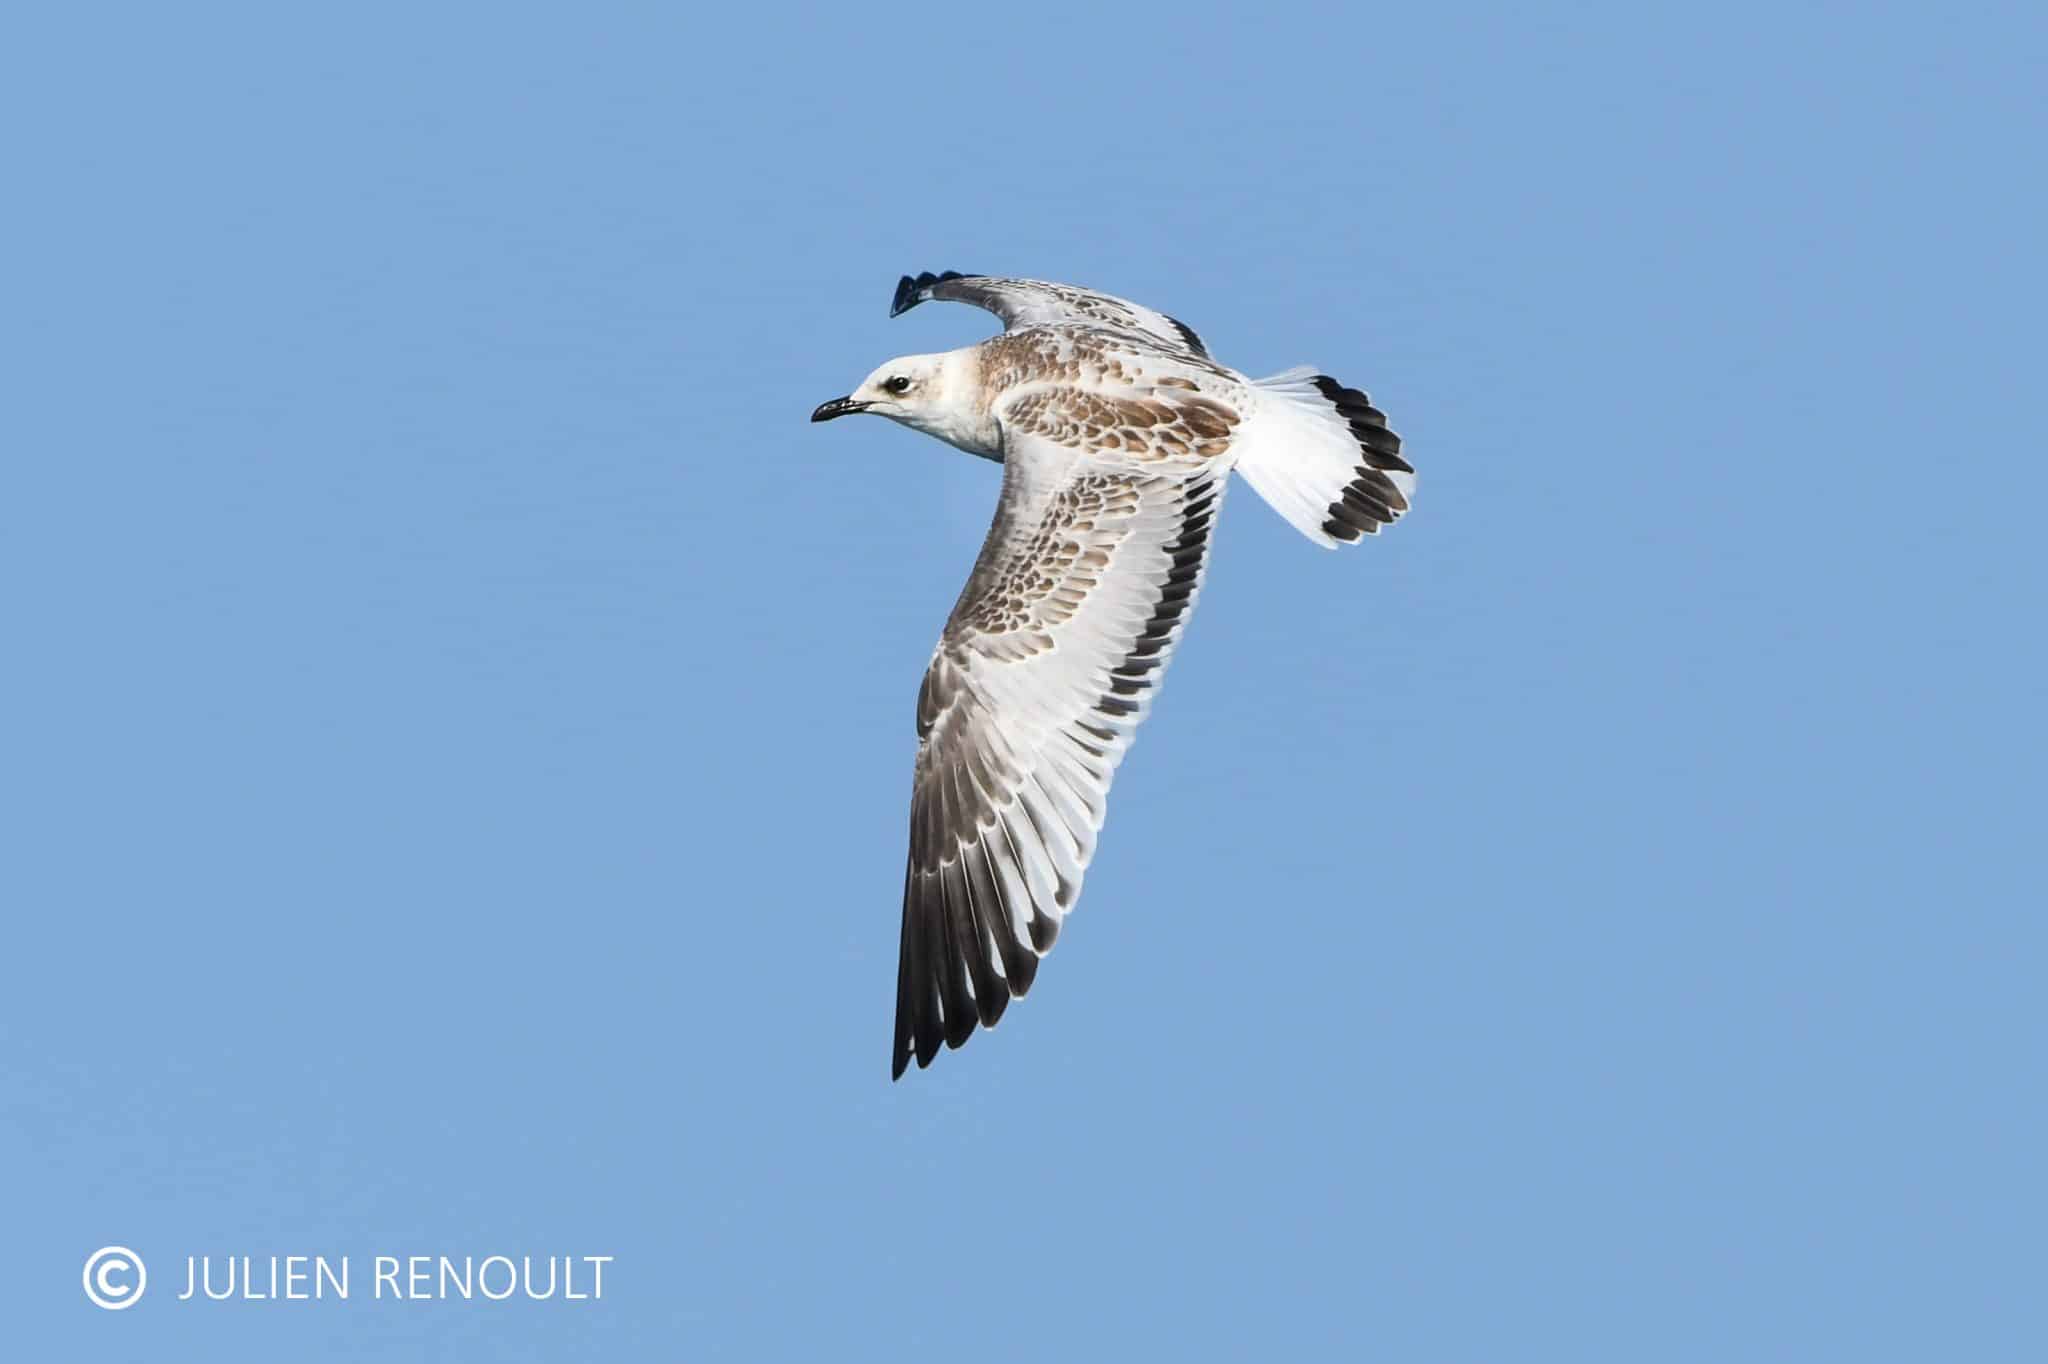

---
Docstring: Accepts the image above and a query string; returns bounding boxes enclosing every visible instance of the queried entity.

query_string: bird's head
[811,352,999,458]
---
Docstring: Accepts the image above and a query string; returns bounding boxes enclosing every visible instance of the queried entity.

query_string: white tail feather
[1232,366,1414,548]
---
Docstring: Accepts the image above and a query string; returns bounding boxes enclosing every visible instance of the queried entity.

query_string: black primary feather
[890,270,973,317]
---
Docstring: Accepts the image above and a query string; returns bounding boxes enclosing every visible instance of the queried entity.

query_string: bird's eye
[884,375,912,395]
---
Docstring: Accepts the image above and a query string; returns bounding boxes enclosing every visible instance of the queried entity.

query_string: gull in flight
[813,272,1415,1079]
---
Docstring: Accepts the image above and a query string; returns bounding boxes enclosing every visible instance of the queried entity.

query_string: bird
[812,272,1415,1079]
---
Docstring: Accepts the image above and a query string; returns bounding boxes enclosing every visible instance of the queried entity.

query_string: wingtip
[888,275,922,318]
[890,1017,949,1081]
[891,1044,933,1082]
[888,269,973,318]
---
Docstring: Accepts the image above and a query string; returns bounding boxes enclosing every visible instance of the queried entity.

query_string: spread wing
[891,270,1211,358]
[894,410,1235,1077]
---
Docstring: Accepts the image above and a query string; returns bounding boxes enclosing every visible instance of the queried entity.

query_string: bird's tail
[1231,367,1414,547]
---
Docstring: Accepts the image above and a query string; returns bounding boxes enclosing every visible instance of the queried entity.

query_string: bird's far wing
[894,408,1238,1078]
[890,270,1211,358]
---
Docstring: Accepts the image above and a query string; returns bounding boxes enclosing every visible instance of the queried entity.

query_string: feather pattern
[892,271,1212,359]
[841,273,1415,1078]
[896,422,1228,1077]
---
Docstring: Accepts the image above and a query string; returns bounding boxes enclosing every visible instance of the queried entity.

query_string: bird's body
[813,273,1414,1078]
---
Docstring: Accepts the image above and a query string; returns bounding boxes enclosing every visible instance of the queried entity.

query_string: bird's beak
[810,396,870,423]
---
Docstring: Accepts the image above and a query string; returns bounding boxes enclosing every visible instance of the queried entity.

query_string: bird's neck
[915,350,1003,461]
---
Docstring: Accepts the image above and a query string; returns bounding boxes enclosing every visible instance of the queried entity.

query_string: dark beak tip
[811,396,865,423]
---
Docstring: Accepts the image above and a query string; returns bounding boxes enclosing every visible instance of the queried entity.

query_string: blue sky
[5,3,2042,1360]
